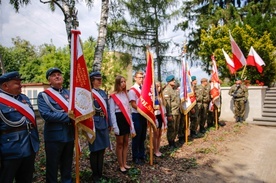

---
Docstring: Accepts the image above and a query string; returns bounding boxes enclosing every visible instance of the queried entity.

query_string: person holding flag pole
[137,49,157,165]
[128,70,147,165]
[179,48,196,145]
[68,30,95,183]
[38,67,75,183]
[208,55,221,130]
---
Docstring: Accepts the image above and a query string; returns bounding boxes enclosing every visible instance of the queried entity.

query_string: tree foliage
[177,0,276,63]
[199,25,276,86]
[107,0,179,81]
[0,37,130,89]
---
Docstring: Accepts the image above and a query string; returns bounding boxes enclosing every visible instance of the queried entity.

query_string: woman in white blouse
[109,75,135,173]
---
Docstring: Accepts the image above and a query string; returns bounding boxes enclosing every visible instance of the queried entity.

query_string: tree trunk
[93,0,109,72]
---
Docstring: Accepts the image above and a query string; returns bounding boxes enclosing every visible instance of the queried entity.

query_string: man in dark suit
[0,71,40,183]
[38,68,74,183]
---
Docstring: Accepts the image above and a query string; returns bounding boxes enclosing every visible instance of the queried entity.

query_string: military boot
[190,130,198,138]
[172,140,177,148]
[178,137,185,145]
[168,141,175,150]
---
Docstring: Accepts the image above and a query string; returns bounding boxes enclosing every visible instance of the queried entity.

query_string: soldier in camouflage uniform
[189,76,199,138]
[195,78,211,134]
[228,78,248,122]
[163,75,181,149]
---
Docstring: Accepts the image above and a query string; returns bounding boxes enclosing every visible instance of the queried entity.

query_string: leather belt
[0,123,35,135]
[95,111,105,117]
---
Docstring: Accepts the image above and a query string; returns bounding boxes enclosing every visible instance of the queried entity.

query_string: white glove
[131,127,136,138]
[155,119,159,128]
[113,127,120,135]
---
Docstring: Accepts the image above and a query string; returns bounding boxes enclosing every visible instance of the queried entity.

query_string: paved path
[211,125,276,183]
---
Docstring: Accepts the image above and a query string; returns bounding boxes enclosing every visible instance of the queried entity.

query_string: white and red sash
[110,93,132,128]
[44,88,68,112]
[92,89,108,121]
[130,87,141,98]
[0,93,36,126]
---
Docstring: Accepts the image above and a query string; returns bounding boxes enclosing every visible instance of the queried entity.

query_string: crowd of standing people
[0,69,248,183]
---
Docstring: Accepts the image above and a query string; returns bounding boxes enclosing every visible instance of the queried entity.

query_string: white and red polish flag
[209,55,221,111]
[68,30,95,147]
[246,46,265,73]
[230,32,246,71]
[180,54,196,115]
[222,48,236,74]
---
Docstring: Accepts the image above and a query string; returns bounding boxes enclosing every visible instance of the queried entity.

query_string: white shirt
[109,92,132,129]
[128,83,141,113]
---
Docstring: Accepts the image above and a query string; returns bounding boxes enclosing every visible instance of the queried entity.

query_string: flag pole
[241,65,247,79]
[215,106,218,130]
[185,113,189,145]
[75,125,80,183]
[149,123,153,165]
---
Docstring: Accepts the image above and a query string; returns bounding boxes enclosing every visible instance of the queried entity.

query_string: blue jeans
[131,113,147,160]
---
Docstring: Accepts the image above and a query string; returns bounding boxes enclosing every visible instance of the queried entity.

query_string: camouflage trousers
[233,99,246,119]
[190,105,199,132]
[197,103,209,129]
[178,113,188,139]
[207,109,221,127]
[167,114,180,141]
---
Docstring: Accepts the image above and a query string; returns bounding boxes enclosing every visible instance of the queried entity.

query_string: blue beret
[90,71,102,78]
[235,77,241,81]
[191,76,196,81]
[46,67,62,79]
[0,71,23,84]
[166,75,175,82]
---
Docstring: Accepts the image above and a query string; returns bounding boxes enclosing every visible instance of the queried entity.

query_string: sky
[0,0,209,82]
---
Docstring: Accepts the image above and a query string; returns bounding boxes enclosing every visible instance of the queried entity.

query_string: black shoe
[118,168,127,174]
[236,117,240,122]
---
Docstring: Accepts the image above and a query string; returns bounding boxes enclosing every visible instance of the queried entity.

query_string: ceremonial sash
[110,93,132,128]
[44,88,68,112]
[130,87,141,98]
[0,93,36,126]
[92,89,108,121]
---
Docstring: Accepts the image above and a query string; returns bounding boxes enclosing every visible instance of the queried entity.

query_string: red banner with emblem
[68,30,95,144]
[137,50,156,130]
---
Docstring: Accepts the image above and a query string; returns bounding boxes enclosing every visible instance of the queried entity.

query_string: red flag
[68,30,95,144]
[210,55,221,110]
[222,48,236,74]
[230,33,246,71]
[246,46,265,73]
[137,51,156,130]
[180,55,196,115]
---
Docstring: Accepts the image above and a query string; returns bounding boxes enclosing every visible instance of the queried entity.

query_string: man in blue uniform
[89,71,112,182]
[0,71,39,183]
[37,68,74,183]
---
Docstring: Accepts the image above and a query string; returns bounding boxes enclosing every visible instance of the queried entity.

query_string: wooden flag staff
[75,126,80,183]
